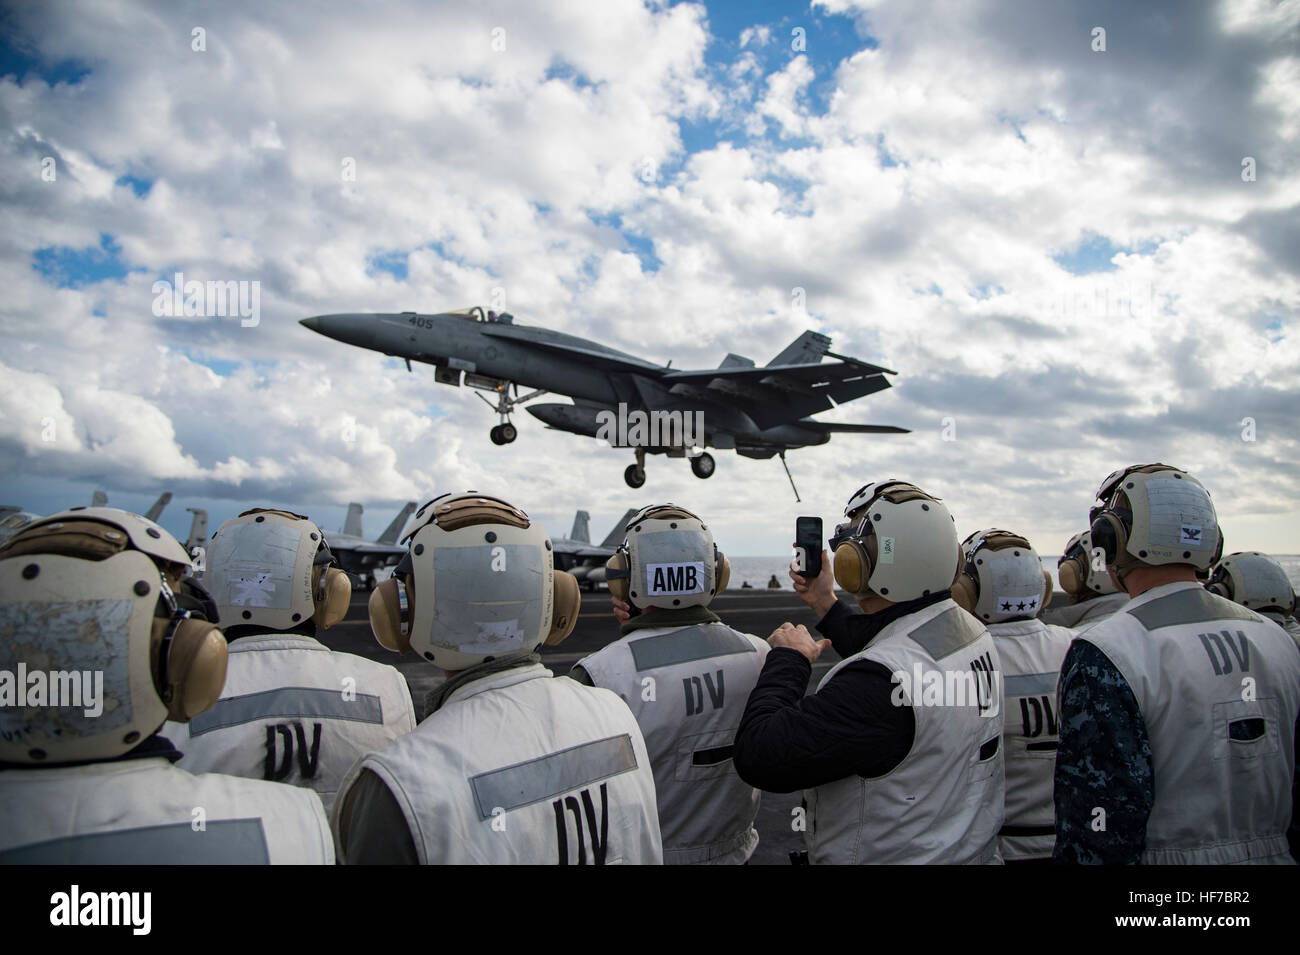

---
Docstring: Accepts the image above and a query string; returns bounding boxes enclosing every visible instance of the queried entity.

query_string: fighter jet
[326,501,418,589]
[550,508,638,590]
[300,307,908,496]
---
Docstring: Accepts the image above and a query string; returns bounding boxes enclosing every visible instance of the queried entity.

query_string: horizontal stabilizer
[719,353,755,369]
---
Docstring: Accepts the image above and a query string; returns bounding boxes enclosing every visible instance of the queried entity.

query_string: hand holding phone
[794,516,823,579]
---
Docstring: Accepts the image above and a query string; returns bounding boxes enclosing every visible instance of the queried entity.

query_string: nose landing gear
[477,382,544,446]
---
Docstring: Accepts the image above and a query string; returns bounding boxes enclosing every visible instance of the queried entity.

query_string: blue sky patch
[1053,232,1160,275]
[367,250,409,281]
[0,34,92,86]
[115,174,154,197]
[32,233,137,288]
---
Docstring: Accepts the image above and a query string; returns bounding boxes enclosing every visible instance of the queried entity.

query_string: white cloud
[1,0,1297,559]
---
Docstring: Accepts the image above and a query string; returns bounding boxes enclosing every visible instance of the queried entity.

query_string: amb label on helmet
[646,562,706,597]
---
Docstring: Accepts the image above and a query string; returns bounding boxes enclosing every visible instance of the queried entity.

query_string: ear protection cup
[368,577,411,652]
[313,566,352,629]
[1058,555,1085,596]
[605,550,630,603]
[151,615,228,722]
[832,540,873,595]
[951,572,978,613]
[546,570,581,645]
[714,551,731,595]
[1041,570,1054,607]
[1089,512,1127,565]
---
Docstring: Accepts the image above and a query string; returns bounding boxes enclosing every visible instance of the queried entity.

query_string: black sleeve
[733,647,915,793]
[568,664,595,686]
[337,768,420,865]
[814,601,873,659]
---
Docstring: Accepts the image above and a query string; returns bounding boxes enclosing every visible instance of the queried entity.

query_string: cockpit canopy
[445,306,514,325]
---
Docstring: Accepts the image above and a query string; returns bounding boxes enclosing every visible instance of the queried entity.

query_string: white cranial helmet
[205,509,351,632]
[1089,463,1223,583]
[1057,530,1121,599]
[1206,552,1295,617]
[604,504,729,611]
[367,493,580,671]
[830,480,963,602]
[953,528,1053,623]
[0,507,227,765]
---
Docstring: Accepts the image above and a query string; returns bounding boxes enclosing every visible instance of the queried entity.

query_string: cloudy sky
[2,0,1297,561]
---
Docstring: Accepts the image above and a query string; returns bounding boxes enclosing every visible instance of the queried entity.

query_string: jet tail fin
[570,510,591,543]
[92,490,108,507]
[766,330,831,367]
[377,502,417,544]
[145,492,172,522]
[343,503,364,538]
[185,508,209,555]
[600,508,639,548]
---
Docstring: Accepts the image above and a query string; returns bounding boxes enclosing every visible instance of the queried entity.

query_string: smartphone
[794,517,823,579]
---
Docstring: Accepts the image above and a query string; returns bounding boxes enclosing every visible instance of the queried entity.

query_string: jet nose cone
[300,315,324,333]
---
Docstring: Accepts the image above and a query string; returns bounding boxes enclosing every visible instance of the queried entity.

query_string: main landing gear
[621,447,717,488]
[477,381,545,446]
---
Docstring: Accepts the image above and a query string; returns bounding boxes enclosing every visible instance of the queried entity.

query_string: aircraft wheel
[624,464,646,489]
[690,452,715,479]
[489,425,505,445]
[499,423,518,444]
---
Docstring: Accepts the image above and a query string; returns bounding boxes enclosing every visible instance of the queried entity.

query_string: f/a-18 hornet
[300,307,908,497]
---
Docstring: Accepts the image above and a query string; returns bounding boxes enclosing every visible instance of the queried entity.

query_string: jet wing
[477,325,664,374]
[662,359,896,430]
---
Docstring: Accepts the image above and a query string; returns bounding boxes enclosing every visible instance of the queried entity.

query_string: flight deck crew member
[1040,530,1128,632]
[333,492,662,864]
[738,480,1005,864]
[1206,552,1300,651]
[0,507,333,864]
[162,509,416,814]
[1054,464,1300,864]
[573,504,769,864]
[952,528,1074,863]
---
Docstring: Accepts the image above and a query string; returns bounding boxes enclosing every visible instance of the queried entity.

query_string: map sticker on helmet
[646,562,707,597]
[0,599,133,739]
